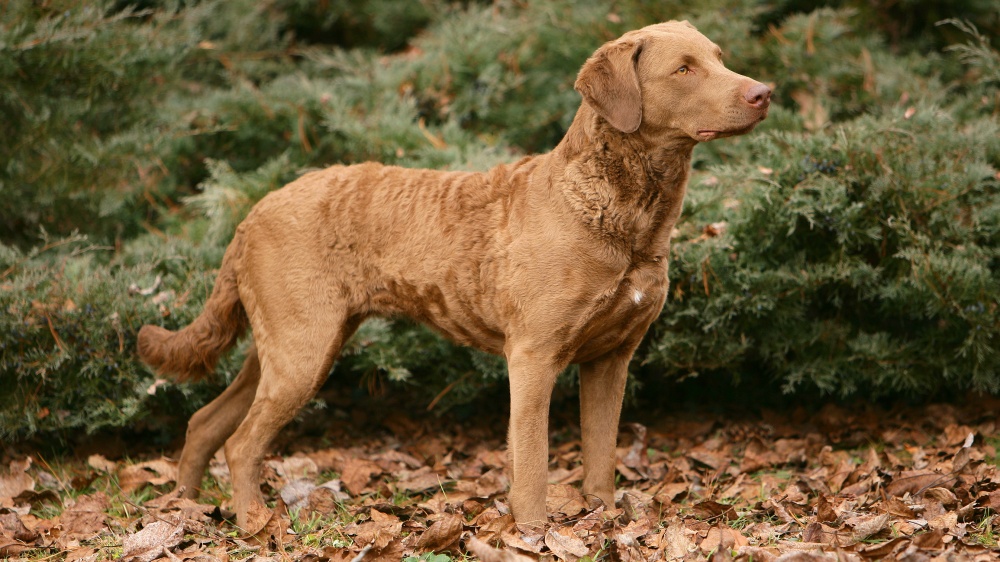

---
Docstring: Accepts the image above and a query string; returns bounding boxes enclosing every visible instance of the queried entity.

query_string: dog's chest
[570,258,668,362]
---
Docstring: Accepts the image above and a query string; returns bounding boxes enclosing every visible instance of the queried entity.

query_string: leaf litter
[3,398,1000,560]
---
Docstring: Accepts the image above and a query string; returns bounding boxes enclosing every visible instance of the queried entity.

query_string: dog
[138,20,770,533]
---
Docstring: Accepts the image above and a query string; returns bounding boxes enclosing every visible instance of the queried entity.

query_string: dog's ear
[574,39,643,133]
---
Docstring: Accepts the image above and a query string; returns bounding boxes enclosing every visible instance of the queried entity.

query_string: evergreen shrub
[2,0,998,440]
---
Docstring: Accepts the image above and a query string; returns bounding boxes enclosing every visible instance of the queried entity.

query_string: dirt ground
[3,393,1000,561]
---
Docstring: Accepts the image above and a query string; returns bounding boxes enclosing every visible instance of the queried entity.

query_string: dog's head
[575,21,770,142]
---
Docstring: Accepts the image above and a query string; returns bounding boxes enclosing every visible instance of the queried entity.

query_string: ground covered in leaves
[3,397,1000,561]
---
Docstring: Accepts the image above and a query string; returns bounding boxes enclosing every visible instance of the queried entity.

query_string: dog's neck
[554,104,695,259]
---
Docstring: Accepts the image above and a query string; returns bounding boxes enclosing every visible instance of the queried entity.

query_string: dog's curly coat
[138,20,770,532]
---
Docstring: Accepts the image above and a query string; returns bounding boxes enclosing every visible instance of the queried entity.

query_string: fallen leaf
[118,458,177,494]
[547,484,588,517]
[466,536,536,561]
[345,509,401,550]
[545,528,589,561]
[662,523,697,560]
[145,495,220,523]
[475,468,509,497]
[0,459,34,499]
[692,500,738,522]
[121,520,184,562]
[0,537,34,558]
[395,466,444,493]
[857,536,907,558]
[815,495,838,523]
[846,512,890,543]
[0,509,38,542]
[475,512,515,546]
[59,492,110,541]
[340,458,382,495]
[87,455,117,474]
[886,471,953,497]
[279,478,317,511]
[700,525,739,554]
[416,513,463,553]
[64,546,98,562]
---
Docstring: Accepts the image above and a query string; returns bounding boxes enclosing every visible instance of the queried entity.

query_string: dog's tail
[137,236,248,383]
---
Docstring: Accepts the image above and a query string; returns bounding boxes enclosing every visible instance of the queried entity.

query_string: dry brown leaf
[926,486,959,507]
[145,496,219,523]
[304,480,349,516]
[340,458,383,495]
[364,538,405,562]
[374,449,424,470]
[118,458,177,494]
[416,513,463,553]
[467,536,536,561]
[0,509,38,543]
[279,478,317,511]
[740,437,781,472]
[653,481,689,505]
[942,425,975,447]
[885,470,952,497]
[700,525,739,554]
[735,545,778,561]
[547,483,588,517]
[620,489,651,522]
[346,509,401,550]
[880,496,917,518]
[802,521,844,546]
[620,423,649,475]
[0,459,34,499]
[59,492,110,541]
[856,536,908,558]
[661,523,697,560]
[692,500,738,522]
[475,512,515,546]
[545,528,589,561]
[395,466,445,493]
[912,528,945,550]
[0,537,34,558]
[87,454,117,474]
[475,468,509,497]
[846,512,890,543]
[121,520,184,562]
[815,495,838,523]
[64,546,98,562]
[689,448,727,470]
[500,521,544,554]
[928,510,958,532]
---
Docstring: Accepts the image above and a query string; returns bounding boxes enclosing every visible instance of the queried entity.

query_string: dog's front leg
[579,347,635,510]
[506,348,563,529]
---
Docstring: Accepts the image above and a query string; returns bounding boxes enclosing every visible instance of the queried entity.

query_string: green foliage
[1,0,998,439]
[655,109,1000,396]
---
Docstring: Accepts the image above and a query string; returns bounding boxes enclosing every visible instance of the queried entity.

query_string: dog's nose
[744,83,771,109]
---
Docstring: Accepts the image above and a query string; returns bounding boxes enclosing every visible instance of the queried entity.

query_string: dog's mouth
[697,115,767,141]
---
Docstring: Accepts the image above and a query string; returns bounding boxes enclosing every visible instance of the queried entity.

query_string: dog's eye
[676,66,689,75]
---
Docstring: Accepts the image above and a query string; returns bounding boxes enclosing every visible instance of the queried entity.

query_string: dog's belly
[366,277,507,355]
[420,305,507,356]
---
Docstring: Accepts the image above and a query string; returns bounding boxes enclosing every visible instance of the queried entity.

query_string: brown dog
[138,20,770,532]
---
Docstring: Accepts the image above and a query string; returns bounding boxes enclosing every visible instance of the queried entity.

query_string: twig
[350,544,372,562]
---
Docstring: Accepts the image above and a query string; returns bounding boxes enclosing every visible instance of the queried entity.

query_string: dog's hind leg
[175,342,261,498]
[224,302,360,534]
